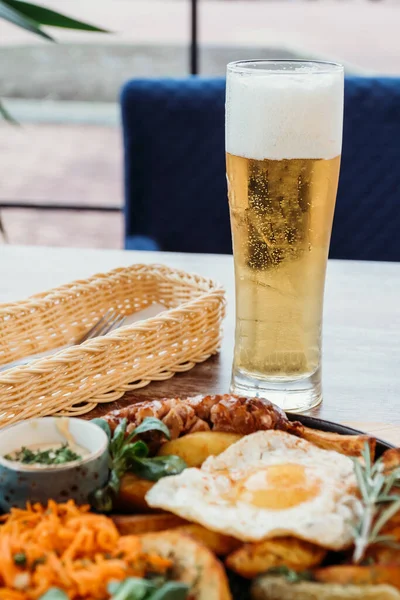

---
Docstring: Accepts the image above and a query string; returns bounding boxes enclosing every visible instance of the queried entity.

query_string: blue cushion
[333,77,400,262]
[121,78,229,254]
[125,234,160,251]
[121,76,400,261]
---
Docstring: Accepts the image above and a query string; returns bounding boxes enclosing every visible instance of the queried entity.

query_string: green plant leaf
[0,0,53,40]
[39,588,69,600]
[149,582,189,600]
[91,418,112,441]
[119,441,149,462]
[0,99,18,124]
[108,469,121,495]
[1,0,108,31]
[127,417,171,443]
[132,455,187,482]
[108,577,156,600]
[91,417,182,512]
[107,582,121,596]
[90,486,114,513]
[111,418,128,455]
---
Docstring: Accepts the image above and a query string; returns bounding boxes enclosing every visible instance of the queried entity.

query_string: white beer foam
[226,68,344,160]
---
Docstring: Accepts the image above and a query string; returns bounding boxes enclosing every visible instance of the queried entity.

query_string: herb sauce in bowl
[0,417,109,510]
[5,443,86,466]
[3,419,89,467]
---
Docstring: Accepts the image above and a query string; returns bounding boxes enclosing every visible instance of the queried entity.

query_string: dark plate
[229,415,393,599]
[287,413,394,457]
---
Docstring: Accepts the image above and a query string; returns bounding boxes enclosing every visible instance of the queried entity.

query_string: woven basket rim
[0,263,224,315]
[0,290,226,381]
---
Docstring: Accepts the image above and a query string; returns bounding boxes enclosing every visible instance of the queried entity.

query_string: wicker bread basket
[0,264,226,427]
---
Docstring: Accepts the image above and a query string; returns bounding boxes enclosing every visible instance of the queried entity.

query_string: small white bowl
[0,417,109,511]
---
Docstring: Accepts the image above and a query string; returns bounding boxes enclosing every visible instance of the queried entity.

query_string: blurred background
[1,0,399,250]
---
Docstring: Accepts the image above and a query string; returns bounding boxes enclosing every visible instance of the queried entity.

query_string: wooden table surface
[2,245,400,445]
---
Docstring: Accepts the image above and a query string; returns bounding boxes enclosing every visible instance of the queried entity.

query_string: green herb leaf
[108,469,121,495]
[38,588,69,600]
[127,418,171,443]
[6,444,81,466]
[107,577,156,600]
[372,534,400,546]
[111,418,128,455]
[91,418,112,441]
[119,441,149,462]
[107,582,120,595]
[145,575,166,588]
[31,556,46,570]
[149,582,189,600]
[90,487,113,513]
[131,455,187,482]
[91,416,184,513]
[352,459,370,504]
[13,552,27,567]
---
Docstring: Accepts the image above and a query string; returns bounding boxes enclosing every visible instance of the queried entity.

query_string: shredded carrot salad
[0,500,171,600]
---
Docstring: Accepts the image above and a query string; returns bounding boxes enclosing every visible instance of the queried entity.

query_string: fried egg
[146,430,361,549]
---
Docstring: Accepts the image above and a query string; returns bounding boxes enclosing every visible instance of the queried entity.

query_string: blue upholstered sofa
[121,77,400,261]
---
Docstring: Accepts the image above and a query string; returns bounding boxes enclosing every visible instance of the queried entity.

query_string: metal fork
[0,309,126,372]
[78,309,126,344]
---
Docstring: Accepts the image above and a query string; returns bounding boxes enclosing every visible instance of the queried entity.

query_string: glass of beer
[226,60,344,412]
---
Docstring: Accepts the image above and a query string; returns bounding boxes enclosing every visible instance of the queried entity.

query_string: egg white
[146,430,361,549]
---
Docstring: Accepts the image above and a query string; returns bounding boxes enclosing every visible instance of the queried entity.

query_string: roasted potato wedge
[252,575,400,600]
[115,473,154,512]
[288,423,376,460]
[157,431,243,467]
[383,449,400,473]
[367,544,400,565]
[113,514,240,556]
[383,524,400,542]
[174,524,241,556]
[225,537,326,579]
[314,565,400,590]
[112,513,186,535]
[139,531,232,600]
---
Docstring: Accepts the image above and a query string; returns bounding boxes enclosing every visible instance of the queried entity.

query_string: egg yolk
[235,463,321,509]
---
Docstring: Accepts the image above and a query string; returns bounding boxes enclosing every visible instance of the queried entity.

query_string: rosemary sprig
[352,442,400,563]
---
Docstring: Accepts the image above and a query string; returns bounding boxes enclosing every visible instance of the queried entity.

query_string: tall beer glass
[226,60,344,411]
